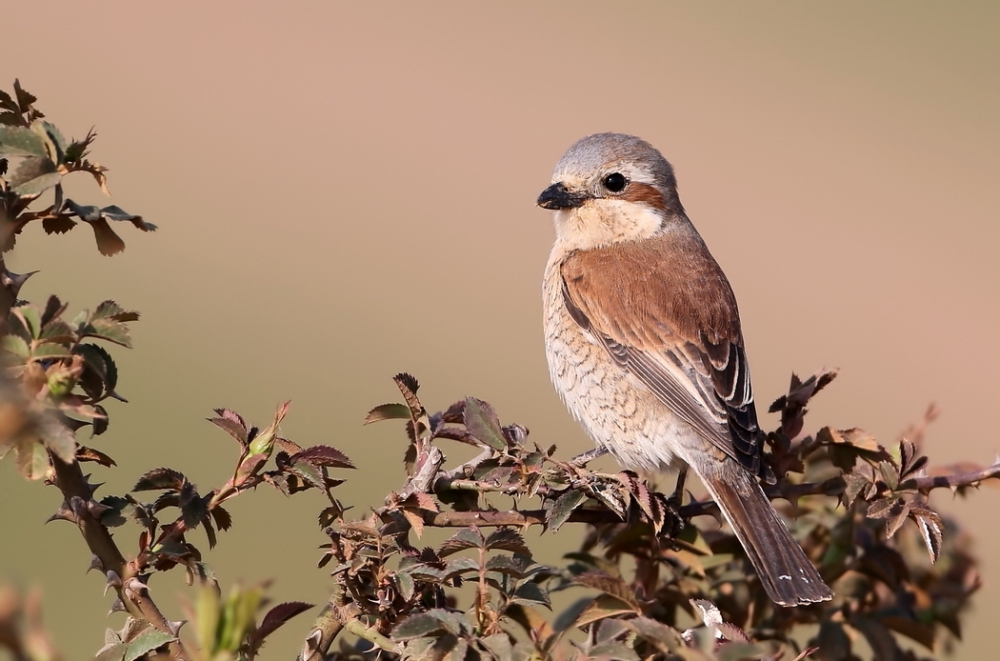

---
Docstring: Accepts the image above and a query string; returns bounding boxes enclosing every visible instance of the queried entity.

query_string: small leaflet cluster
[0,80,154,256]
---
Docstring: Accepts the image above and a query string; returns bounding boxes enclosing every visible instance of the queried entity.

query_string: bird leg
[569,446,608,467]
[670,467,688,506]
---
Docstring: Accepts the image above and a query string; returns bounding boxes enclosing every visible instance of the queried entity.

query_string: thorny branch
[48,455,190,659]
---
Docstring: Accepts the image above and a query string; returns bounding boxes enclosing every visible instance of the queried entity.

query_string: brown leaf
[908,504,944,563]
[207,410,248,446]
[248,602,313,650]
[133,467,187,492]
[866,497,896,519]
[89,218,125,256]
[842,469,874,507]
[76,445,116,467]
[884,500,911,538]
[402,509,425,538]
[572,571,639,610]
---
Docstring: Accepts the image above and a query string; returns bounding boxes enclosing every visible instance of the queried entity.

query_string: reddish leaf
[249,601,313,649]
[133,468,187,492]
[290,445,355,469]
[207,410,248,446]
[211,506,232,532]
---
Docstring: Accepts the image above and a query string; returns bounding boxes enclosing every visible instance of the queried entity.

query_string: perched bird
[539,133,832,606]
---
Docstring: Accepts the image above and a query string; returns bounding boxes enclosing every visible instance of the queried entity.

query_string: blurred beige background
[1,1,998,658]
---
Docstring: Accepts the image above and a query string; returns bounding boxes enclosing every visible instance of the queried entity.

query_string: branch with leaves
[2,80,997,661]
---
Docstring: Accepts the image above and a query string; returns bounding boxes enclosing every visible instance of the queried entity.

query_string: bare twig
[900,462,1000,493]
[343,619,402,655]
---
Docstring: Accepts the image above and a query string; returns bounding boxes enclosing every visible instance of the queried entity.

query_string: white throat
[552,200,665,253]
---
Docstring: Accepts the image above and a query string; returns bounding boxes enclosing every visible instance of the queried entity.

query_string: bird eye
[602,172,627,193]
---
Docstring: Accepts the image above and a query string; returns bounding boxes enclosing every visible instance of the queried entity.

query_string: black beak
[537,182,587,210]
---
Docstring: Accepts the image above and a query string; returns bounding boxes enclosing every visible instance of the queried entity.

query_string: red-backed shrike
[539,133,832,606]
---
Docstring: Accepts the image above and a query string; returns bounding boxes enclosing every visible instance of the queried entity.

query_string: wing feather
[560,233,766,477]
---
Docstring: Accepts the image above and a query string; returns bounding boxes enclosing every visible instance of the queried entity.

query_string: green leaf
[546,489,588,531]
[39,417,77,463]
[395,571,415,601]
[442,556,481,578]
[485,528,529,554]
[94,300,140,322]
[32,342,72,360]
[195,586,220,653]
[510,582,550,608]
[40,319,75,343]
[17,440,50,480]
[84,318,132,348]
[479,634,514,661]
[9,156,60,195]
[94,642,127,661]
[75,343,119,397]
[15,306,42,339]
[122,629,176,661]
[286,459,326,491]
[0,124,45,156]
[1,335,29,360]
[34,120,66,163]
[391,612,447,641]
[364,402,410,425]
[587,641,639,661]
[485,554,530,576]
[464,397,507,451]
[439,527,485,556]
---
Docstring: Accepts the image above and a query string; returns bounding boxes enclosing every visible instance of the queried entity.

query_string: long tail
[698,465,833,606]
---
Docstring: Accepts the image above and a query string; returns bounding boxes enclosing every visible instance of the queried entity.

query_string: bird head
[538,133,686,251]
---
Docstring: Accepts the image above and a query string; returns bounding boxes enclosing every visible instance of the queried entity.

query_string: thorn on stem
[104,570,122,596]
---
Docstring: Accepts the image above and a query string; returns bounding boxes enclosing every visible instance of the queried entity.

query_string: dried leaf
[402,509,425,538]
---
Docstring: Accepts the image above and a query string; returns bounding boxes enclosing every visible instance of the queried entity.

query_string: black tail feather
[701,467,833,606]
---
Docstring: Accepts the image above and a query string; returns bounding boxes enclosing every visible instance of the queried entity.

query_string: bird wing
[559,233,765,476]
